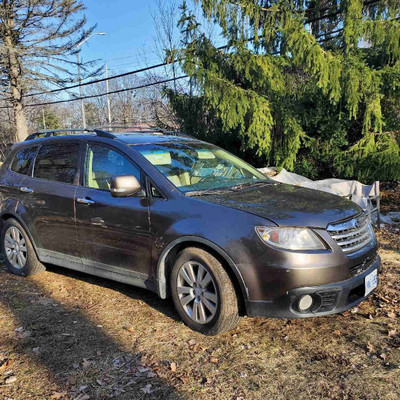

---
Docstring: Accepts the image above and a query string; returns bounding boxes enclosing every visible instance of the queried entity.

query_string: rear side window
[33,143,80,184]
[10,147,37,175]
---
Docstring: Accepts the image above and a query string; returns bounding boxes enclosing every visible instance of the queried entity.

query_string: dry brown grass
[0,231,399,400]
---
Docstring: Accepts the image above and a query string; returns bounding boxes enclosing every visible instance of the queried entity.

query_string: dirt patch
[380,183,400,214]
[0,228,399,400]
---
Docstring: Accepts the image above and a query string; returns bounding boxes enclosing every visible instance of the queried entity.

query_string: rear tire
[170,247,240,335]
[1,218,45,276]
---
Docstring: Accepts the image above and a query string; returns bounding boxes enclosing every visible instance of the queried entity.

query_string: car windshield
[132,141,270,194]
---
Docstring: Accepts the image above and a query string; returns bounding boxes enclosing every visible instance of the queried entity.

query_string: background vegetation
[167,0,400,183]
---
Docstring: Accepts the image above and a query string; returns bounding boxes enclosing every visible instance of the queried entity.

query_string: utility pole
[105,62,112,130]
[77,51,86,128]
[42,108,46,129]
[75,31,106,129]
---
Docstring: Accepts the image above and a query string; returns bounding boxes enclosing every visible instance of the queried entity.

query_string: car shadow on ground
[0,264,183,399]
[43,263,181,322]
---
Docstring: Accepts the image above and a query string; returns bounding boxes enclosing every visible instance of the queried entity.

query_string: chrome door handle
[20,187,34,193]
[77,198,95,205]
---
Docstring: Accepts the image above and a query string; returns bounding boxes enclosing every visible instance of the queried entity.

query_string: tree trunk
[11,94,28,142]
[3,14,28,142]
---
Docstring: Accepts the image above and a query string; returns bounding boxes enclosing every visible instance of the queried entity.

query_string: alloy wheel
[4,226,27,269]
[176,261,218,324]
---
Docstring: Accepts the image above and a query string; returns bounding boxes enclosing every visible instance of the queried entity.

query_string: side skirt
[37,249,157,293]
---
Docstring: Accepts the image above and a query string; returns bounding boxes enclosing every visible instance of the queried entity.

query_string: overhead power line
[17,62,171,99]
[0,76,189,109]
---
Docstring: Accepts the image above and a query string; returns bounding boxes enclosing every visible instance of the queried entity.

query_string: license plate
[365,269,378,296]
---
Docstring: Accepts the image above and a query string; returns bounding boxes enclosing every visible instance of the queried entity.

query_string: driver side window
[84,143,141,191]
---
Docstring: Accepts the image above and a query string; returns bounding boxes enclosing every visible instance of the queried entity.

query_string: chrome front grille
[327,214,374,254]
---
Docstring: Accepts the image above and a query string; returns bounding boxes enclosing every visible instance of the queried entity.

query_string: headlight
[255,226,326,250]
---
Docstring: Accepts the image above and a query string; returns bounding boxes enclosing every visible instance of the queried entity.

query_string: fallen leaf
[74,395,90,400]
[388,329,397,337]
[210,357,218,363]
[188,339,196,346]
[124,326,135,334]
[37,296,54,306]
[16,329,31,339]
[0,358,12,372]
[5,375,17,384]
[78,385,88,392]
[380,353,388,361]
[141,384,152,394]
[14,326,31,339]
[333,330,341,336]
[170,362,177,372]
[387,311,396,319]
[367,342,375,353]
[82,359,91,369]
[50,392,67,400]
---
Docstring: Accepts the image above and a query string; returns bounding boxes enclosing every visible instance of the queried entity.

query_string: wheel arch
[156,236,249,314]
[0,212,40,258]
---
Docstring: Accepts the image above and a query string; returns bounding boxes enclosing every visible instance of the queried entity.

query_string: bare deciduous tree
[0,0,99,141]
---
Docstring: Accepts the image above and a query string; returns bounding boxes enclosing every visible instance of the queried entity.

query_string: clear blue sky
[80,0,164,72]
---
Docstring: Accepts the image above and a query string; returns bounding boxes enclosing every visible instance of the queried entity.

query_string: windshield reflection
[132,141,269,193]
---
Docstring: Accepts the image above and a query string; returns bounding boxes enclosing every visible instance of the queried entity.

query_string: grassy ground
[0,223,399,399]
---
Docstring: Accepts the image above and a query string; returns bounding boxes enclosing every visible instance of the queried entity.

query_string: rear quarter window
[10,147,37,175]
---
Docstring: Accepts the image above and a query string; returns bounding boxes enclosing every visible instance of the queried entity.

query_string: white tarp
[258,167,379,213]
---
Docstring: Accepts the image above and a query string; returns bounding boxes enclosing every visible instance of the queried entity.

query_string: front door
[75,142,151,277]
[21,142,81,258]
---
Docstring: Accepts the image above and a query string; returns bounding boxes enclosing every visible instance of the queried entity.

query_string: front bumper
[245,255,381,318]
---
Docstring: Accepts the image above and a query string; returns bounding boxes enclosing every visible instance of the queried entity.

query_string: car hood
[197,183,361,228]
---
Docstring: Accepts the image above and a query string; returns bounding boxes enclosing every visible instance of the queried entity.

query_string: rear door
[75,142,151,276]
[0,146,38,211]
[21,142,81,257]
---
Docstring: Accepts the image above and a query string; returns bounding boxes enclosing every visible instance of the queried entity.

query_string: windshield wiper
[229,180,274,190]
[185,188,234,196]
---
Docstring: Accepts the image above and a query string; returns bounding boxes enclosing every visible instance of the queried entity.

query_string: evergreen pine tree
[171,0,400,182]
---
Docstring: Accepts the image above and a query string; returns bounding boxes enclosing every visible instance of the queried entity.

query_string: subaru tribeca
[0,128,380,335]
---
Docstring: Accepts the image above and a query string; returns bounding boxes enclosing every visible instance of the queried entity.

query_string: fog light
[298,294,313,311]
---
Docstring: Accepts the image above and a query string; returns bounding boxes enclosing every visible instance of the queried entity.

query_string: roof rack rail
[93,129,117,139]
[89,125,194,138]
[25,128,117,141]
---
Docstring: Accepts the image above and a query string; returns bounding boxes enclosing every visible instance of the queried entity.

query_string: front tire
[1,218,45,276]
[170,247,240,335]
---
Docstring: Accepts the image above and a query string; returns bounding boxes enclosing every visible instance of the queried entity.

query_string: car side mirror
[110,175,142,197]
